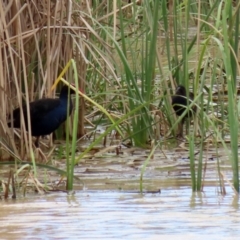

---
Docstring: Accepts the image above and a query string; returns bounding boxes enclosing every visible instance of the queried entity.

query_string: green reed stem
[189,134,196,191]
[66,60,79,191]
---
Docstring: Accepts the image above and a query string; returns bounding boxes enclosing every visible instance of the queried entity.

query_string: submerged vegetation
[0,0,240,196]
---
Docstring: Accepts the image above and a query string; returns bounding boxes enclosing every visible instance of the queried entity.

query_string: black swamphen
[8,85,75,147]
[171,85,195,137]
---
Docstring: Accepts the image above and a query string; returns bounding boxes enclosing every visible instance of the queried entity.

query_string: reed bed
[0,0,240,193]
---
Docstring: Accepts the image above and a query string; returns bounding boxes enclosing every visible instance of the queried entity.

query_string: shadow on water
[1,186,240,240]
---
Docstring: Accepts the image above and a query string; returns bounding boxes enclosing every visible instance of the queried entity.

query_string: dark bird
[8,85,75,147]
[172,85,195,137]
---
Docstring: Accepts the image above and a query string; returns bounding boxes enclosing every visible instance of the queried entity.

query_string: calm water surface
[1,186,240,240]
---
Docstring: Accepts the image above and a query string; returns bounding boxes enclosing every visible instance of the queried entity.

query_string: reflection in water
[1,187,240,240]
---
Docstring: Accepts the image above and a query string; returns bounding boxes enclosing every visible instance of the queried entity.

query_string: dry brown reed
[0,0,131,160]
[0,0,90,159]
[0,0,153,162]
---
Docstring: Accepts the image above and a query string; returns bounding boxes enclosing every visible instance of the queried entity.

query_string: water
[0,143,238,239]
[1,186,240,240]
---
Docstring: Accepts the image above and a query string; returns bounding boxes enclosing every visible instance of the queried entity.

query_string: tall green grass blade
[221,6,239,192]
[189,134,196,191]
[140,143,159,193]
[196,142,203,191]
[65,82,71,190]
[66,60,79,191]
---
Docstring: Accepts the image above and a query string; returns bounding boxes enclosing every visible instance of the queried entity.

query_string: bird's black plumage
[171,85,195,137]
[8,85,75,147]
[172,85,194,121]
